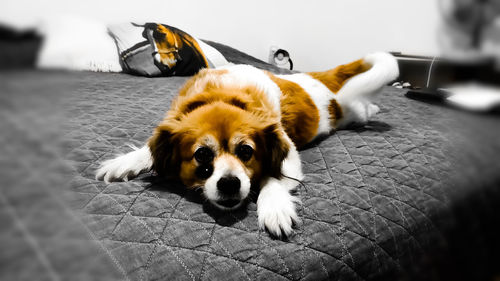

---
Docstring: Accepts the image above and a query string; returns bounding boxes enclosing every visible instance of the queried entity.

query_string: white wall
[1,0,440,71]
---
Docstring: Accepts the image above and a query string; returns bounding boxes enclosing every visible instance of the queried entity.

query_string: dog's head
[149,86,289,210]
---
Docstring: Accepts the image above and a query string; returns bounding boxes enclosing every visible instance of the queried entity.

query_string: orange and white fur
[96,52,399,237]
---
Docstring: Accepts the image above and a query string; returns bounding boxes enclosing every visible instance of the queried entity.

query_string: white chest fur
[278,73,335,137]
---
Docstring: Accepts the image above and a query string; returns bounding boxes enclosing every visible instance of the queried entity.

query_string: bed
[1,41,500,281]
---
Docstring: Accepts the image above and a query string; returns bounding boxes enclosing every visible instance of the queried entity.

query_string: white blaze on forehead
[216,64,282,115]
[203,154,251,202]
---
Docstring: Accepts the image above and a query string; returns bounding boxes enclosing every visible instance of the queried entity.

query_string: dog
[96,52,399,237]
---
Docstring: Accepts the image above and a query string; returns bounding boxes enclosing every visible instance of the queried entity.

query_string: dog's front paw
[257,178,300,238]
[95,146,152,183]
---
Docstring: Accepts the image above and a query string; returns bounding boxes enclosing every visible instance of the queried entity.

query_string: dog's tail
[309,52,398,100]
[309,52,399,128]
[332,52,399,106]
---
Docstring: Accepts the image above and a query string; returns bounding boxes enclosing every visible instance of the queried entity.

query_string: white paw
[95,146,152,183]
[257,178,300,238]
[338,101,381,129]
[367,103,380,118]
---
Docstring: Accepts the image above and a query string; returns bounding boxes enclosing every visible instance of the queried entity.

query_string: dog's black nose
[217,176,240,195]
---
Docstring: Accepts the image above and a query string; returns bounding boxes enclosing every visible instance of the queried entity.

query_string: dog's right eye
[194,147,214,163]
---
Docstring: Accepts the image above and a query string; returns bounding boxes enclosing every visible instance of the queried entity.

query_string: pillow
[36,16,228,76]
[108,22,228,76]
[36,15,122,72]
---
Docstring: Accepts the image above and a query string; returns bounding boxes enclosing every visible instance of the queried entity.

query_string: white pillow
[197,39,229,68]
[36,15,122,72]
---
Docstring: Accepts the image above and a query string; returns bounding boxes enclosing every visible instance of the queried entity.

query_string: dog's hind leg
[332,52,399,128]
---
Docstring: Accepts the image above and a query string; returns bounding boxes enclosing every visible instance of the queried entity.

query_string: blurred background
[2,0,500,70]
[2,0,499,87]
[0,0,441,71]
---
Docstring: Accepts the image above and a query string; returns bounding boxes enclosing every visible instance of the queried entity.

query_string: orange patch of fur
[157,102,283,187]
[173,70,279,123]
[177,69,228,97]
[308,59,372,94]
[150,69,290,187]
[328,99,343,127]
[267,73,319,148]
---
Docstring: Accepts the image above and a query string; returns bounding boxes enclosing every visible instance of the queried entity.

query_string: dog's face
[149,89,289,210]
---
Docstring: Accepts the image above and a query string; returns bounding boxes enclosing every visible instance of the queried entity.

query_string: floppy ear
[148,127,179,178]
[262,124,290,179]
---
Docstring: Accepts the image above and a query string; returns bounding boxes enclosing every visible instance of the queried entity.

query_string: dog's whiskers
[281,174,308,193]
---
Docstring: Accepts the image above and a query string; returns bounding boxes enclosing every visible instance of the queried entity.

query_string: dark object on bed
[393,53,500,88]
[1,46,500,281]
[109,22,211,77]
[0,24,41,69]
[202,39,294,74]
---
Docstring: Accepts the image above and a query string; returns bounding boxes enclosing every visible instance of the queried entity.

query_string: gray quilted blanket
[1,66,500,281]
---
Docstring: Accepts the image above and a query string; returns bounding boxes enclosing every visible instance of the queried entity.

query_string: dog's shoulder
[177,65,281,112]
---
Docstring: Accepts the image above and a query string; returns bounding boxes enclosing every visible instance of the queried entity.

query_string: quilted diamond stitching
[5,71,499,281]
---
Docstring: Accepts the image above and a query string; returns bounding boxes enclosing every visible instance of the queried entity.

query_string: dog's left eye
[236,144,253,161]
[195,164,213,179]
[194,147,214,163]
